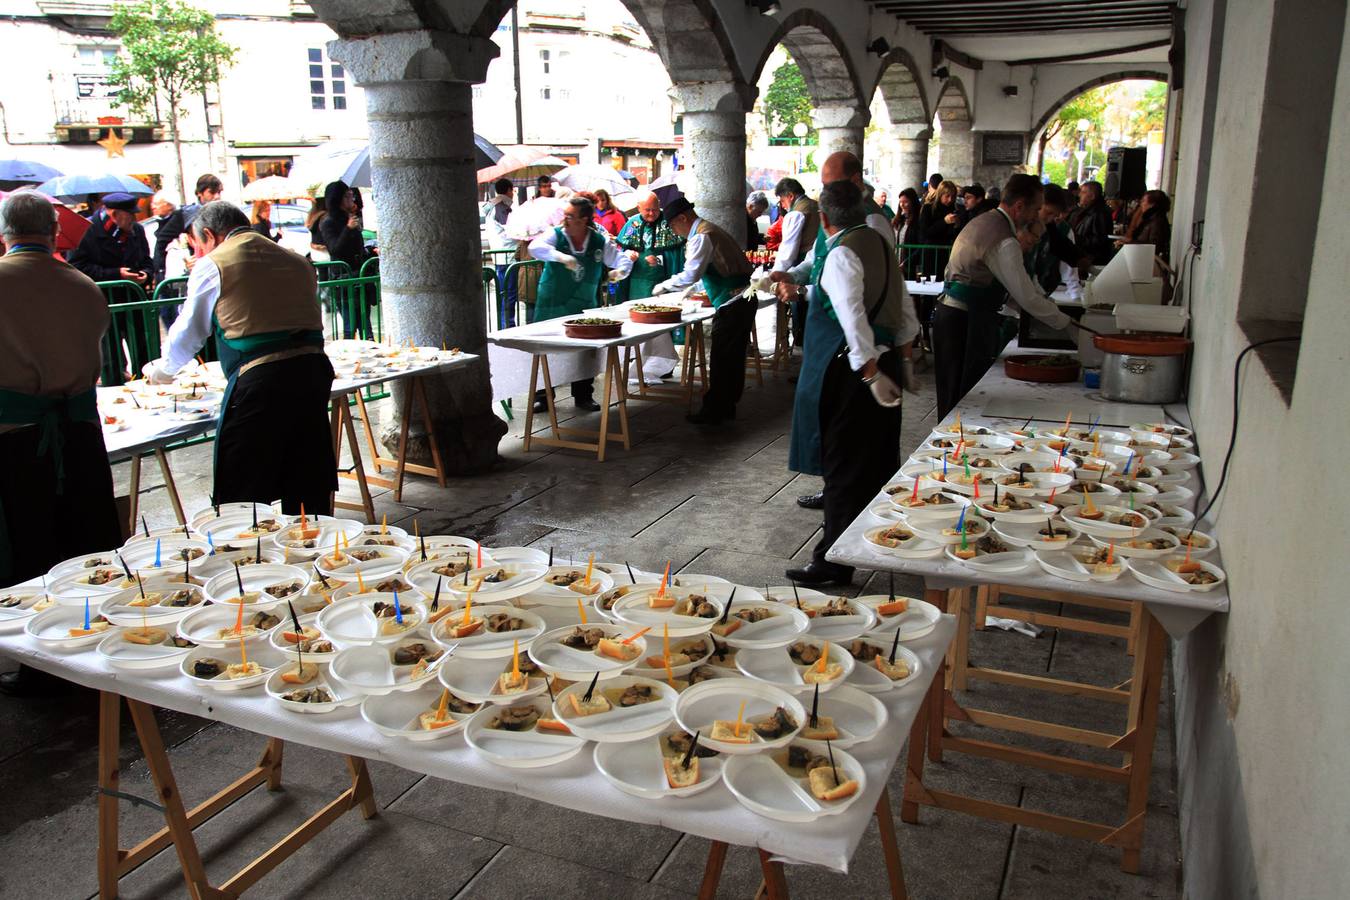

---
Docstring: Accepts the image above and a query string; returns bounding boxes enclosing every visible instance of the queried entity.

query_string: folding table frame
[622,321,709,409]
[521,345,631,462]
[96,691,375,899]
[901,585,1168,874]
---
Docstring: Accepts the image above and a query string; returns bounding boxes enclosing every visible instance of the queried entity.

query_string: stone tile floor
[0,361,1182,899]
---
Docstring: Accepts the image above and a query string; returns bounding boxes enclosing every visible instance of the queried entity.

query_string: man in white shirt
[932,174,1082,418]
[651,196,753,424]
[483,177,519,326]
[784,180,919,586]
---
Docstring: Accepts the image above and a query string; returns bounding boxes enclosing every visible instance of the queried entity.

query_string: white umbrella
[551,164,633,195]
[648,170,755,207]
[504,196,569,241]
[240,175,311,202]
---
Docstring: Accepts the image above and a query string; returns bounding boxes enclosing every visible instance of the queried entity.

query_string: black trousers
[216,353,337,516]
[0,422,122,584]
[702,298,756,418]
[812,351,903,568]
[932,302,1009,421]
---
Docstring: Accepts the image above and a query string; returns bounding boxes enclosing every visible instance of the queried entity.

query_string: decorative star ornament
[98,129,128,158]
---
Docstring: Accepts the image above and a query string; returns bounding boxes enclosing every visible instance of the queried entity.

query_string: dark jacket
[319,181,364,274]
[68,210,152,285]
[151,201,200,281]
[745,210,762,250]
[918,202,959,246]
[1069,202,1115,265]
[1125,209,1171,261]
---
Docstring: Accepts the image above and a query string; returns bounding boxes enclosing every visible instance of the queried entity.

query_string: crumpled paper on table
[983,615,1043,638]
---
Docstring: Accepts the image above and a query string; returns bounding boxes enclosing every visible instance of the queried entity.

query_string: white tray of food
[437,650,551,705]
[735,638,855,694]
[427,604,545,658]
[361,683,481,741]
[464,697,586,768]
[527,623,649,681]
[328,640,444,695]
[181,643,285,691]
[593,730,725,799]
[552,674,678,742]
[100,582,205,626]
[176,604,280,648]
[708,598,811,651]
[265,661,361,713]
[96,626,196,669]
[673,678,805,756]
[25,604,117,648]
[723,743,865,823]
[853,594,941,642]
[315,594,427,646]
[608,586,725,637]
[841,637,922,692]
[792,684,889,748]
[203,563,310,609]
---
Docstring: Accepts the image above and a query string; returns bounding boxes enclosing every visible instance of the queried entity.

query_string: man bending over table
[144,202,336,514]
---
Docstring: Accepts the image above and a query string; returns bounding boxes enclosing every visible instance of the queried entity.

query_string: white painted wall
[1167,0,1350,897]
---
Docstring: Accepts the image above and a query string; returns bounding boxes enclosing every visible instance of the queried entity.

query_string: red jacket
[594,207,626,236]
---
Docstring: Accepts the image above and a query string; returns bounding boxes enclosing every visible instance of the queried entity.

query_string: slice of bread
[664,756,700,789]
[808,766,859,801]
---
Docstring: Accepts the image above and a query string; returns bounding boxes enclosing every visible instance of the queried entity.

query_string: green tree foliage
[107,0,236,201]
[762,58,815,141]
[1036,90,1108,177]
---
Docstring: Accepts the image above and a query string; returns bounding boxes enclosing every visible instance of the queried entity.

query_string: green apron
[0,387,99,581]
[701,266,749,309]
[532,227,606,323]
[212,312,324,481]
[940,278,1015,373]
[788,226,880,476]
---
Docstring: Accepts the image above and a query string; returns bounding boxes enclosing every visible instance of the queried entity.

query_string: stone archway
[751,10,869,159]
[933,76,974,185]
[868,48,932,196]
[1029,69,1169,147]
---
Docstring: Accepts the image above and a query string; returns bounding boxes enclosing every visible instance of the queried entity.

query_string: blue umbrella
[35,173,154,201]
[0,159,62,185]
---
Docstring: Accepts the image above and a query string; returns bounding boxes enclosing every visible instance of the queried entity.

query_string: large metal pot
[1093,333,1191,404]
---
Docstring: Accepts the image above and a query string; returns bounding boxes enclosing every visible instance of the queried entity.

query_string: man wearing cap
[143,201,335,514]
[933,174,1081,418]
[0,193,121,692]
[652,197,754,425]
[784,181,917,586]
[68,191,154,381]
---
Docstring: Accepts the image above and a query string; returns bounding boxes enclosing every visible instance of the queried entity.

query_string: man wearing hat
[68,191,153,382]
[143,201,336,514]
[652,197,754,425]
[0,192,122,693]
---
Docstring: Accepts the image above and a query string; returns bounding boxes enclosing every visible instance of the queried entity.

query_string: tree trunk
[167,91,186,205]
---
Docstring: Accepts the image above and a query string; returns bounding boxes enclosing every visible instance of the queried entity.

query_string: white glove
[900,358,919,395]
[142,360,175,385]
[607,268,626,283]
[868,371,903,407]
[751,271,776,294]
[560,256,581,272]
[650,280,673,295]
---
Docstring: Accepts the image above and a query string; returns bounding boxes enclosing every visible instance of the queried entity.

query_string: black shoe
[531,398,548,414]
[659,370,676,381]
[686,409,725,426]
[796,492,824,510]
[785,561,854,587]
[573,397,600,412]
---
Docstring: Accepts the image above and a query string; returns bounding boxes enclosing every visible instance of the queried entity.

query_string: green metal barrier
[312,260,353,281]
[482,248,516,268]
[96,281,153,386]
[896,243,951,282]
[359,256,380,278]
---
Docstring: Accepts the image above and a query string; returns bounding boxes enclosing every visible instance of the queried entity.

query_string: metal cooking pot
[1093,333,1191,404]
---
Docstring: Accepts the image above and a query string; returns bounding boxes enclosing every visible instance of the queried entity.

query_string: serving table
[488,306,718,461]
[827,345,1226,874]
[101,353,476,531]
[0,597,954,899]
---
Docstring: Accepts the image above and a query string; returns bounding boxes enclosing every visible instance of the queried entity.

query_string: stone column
[938,120,976,184]
[673,82,755,245]
[329,31,507,473]
[897,126,932,194]
[812,105,869,163]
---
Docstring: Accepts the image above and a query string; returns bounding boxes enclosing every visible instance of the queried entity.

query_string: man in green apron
[616,193,685,301]
[652,197,754,425]
[769,151,909,512]
[784,181,918,586]
[145,202,336,514]
[932,175,1078,418]
[528,196,633,413]
[0,192,122,693]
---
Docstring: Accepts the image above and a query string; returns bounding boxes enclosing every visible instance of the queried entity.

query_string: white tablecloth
[826,343,1225,640]
[0,615,954,873]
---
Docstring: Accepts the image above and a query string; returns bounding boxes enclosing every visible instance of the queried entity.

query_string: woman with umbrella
[527,195,633,412]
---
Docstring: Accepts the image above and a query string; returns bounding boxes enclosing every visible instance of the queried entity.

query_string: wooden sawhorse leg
[520,349,630,461]
[330,396,376,523]
[97,692,377,899]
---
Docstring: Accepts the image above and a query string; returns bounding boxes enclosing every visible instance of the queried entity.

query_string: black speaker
[1104,147,1147,200]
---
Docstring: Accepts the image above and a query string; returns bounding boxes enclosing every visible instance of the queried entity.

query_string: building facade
[0,0,676,199]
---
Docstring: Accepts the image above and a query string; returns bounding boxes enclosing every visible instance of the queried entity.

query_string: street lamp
[793,121,808,174]
[1075,118,1091,184]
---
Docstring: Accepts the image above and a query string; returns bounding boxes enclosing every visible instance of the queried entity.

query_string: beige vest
[0,251,108,397]
[695,219,753,278]
[789,197,820,266]
[209,231,320,339]
[837,226,908,338]
[944,209,1014,286]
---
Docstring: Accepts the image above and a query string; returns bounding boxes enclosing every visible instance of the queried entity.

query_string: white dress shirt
[652,217,713,295]
[986,208,1071,330]
[161,255,222,374]
[528,227,633,278]
[772,209,806,271]
[818,231,922,371]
